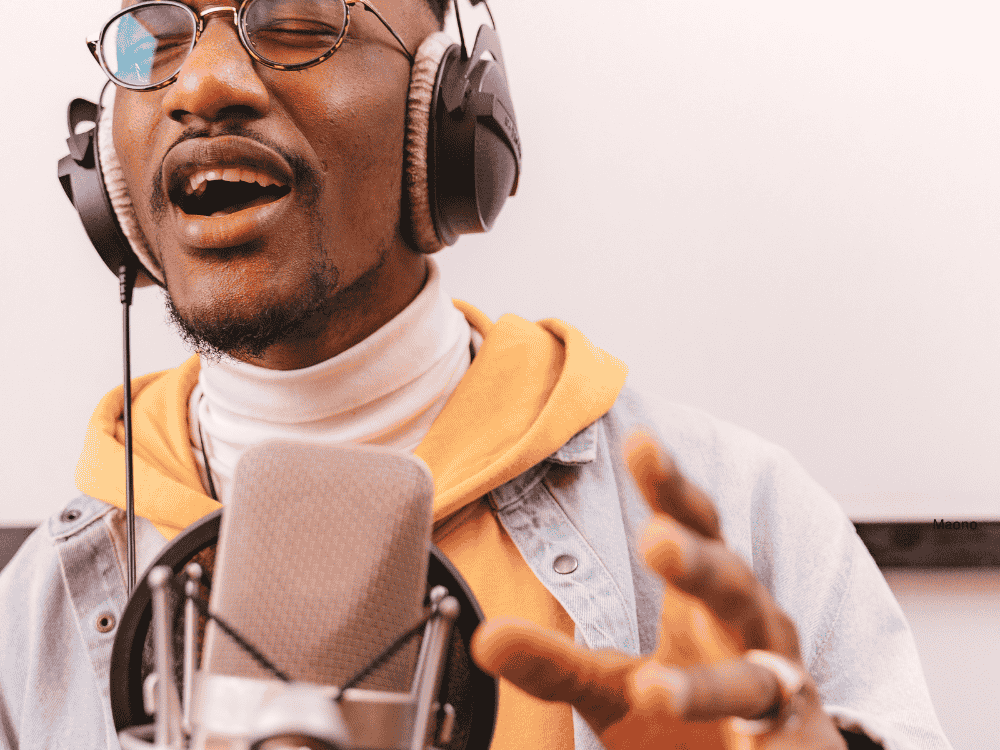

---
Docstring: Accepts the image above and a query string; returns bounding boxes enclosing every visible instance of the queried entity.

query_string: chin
[163,254,341,362]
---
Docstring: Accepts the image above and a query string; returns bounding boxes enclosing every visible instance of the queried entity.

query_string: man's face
[113,0,436,367]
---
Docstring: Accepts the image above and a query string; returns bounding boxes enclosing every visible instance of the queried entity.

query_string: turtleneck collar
[189,259,472,502]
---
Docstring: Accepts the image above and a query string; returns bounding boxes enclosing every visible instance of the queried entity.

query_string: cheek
[113,95,146,192]
[112,94,162,220]
[293,64,409,223]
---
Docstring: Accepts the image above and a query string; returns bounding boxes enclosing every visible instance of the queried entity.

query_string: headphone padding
[404,32,454,255]
[97,87,164,286]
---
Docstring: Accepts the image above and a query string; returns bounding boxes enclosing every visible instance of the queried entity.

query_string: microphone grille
[202,442,434,690]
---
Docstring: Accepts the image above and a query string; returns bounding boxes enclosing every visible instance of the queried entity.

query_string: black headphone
[58,92,147,285]
[57,0,521,288]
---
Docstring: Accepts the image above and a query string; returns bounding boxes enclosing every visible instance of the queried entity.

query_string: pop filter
[110,506,497,749]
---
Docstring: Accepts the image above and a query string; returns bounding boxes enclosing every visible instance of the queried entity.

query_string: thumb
[470,617,637,733]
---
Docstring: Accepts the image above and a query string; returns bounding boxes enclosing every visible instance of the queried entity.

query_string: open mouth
[162,137,299,249]
[174,168,292,217]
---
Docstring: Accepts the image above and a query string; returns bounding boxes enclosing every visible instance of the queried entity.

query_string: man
[0,0,952,749]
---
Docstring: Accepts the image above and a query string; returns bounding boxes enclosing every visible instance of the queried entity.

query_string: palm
[471,433,847,750]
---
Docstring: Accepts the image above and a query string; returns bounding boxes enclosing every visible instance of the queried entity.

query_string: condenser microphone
[202,440,433,690]
[117,442,479,750]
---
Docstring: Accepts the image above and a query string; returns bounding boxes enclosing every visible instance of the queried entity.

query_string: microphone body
[203,441,433,690]
[117,442,472,750]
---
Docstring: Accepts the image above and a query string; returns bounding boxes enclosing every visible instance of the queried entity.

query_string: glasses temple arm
[351,0,415,64]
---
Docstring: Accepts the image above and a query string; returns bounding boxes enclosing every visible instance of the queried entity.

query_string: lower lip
[173,192,291,250]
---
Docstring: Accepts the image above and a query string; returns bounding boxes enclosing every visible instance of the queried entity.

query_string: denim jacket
[0,387,953,750]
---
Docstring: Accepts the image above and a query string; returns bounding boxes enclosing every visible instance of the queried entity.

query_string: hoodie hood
[73,306,742,750]
[75,302,627,539]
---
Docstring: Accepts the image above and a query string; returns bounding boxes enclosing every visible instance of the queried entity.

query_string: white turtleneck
[188,259,472,503]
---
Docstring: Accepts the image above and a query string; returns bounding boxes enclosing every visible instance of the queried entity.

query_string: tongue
[208,194,280,218]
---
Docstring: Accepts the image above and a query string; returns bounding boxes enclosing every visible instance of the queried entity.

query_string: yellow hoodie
[76,302,742,750]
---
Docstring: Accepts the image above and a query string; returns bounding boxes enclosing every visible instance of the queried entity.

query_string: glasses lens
[244,0,348,66]
[102,5,196,88]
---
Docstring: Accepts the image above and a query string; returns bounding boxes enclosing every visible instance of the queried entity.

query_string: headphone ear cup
[57,96,141,281]
[96,88,164,286]
[404,27,522,253]
[431,51,519,244]
[404,32,455,254]
[56,86,164,287]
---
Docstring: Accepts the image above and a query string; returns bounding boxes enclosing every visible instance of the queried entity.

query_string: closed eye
[250,19,342,49]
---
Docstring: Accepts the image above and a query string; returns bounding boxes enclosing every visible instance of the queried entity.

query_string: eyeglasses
[89,0,415,91]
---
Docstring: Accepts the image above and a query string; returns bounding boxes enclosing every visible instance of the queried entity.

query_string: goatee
[163,257,340,363]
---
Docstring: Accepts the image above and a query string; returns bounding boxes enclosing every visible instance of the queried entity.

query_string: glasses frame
[88,0,415,92]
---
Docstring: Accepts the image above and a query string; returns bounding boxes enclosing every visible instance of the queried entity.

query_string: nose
[160,12,270,124]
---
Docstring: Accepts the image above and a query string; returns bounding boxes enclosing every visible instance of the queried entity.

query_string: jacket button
[96,612,116,633]
[60,509,81,523]
[553,554,578,574]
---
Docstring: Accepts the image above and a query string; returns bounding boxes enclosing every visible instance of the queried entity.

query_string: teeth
[182,167,285,195]
[241,170,275,187]
[188,173,206,195]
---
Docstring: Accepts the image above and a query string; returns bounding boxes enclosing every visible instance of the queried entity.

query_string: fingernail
[640,517,691,574]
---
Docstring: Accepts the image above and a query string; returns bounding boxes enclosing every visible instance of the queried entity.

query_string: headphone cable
[119,263,138,594]
[452,0,468,60]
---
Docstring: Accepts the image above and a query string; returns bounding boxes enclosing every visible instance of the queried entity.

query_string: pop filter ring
[109,508,499,750]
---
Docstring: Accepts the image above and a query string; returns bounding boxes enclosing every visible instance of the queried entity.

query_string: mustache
[149,124,320,219]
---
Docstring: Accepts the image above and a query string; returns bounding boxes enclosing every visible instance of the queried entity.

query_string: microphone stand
[120,565,462,750]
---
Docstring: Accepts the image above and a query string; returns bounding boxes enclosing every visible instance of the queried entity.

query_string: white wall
[0,2,997,746]
[2,0,998,524]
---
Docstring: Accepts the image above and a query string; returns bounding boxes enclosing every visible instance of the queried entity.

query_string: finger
[641,516,801,658]
[626,431,722,540]
[629,657,782,723]
[470,617,636,732]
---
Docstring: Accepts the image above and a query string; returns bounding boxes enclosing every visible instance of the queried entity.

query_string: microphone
[116,442,479,750]
[203,440,433,689]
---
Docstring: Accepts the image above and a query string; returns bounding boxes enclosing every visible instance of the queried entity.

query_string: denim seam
[539,476,635,624]
[806,523,858,674]
[489,463,551,511]
[592,404,660,655]
[54,519,127,714]
[548,422,599,465]
[50,497,116,542]
[495,484,639,654]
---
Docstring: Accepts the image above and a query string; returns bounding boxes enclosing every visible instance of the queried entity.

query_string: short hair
[426,0,447,27]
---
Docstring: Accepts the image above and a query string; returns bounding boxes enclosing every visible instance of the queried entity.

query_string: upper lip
[162,135,295,206]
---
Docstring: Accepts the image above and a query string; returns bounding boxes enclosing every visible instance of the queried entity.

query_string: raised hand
[471,432,848,750]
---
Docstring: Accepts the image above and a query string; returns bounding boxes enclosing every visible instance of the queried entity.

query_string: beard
[162,243,391,364]
[163,254,342,363]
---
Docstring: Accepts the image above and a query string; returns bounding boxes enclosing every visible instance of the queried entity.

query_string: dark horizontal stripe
[0,526,36,573]
[2,522,999,573]
[853,521,1000,568]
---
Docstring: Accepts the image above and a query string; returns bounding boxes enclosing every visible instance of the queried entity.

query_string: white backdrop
[2,0,999,523]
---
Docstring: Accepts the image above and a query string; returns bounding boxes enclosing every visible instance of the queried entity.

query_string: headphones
[57,0,522,289]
